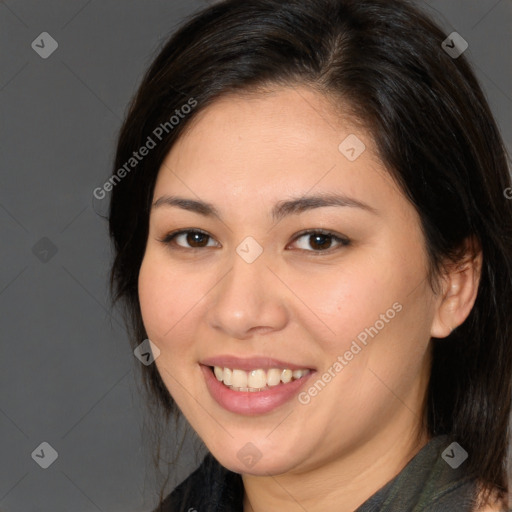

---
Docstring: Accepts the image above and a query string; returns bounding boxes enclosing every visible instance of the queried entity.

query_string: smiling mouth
[210,365,312,392]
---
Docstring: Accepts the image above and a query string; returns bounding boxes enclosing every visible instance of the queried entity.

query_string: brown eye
[183,231,210,248]
[160,230,220,249]
[309,233,332,250]
[291,230,350,252]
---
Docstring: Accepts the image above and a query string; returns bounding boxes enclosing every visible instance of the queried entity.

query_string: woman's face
[138,86,439,476]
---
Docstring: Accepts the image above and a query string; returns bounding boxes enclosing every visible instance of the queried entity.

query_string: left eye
[290,230,350,252]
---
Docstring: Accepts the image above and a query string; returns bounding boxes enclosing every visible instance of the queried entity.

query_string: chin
[211,446,302,476]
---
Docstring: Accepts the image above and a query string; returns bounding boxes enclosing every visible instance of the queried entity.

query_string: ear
[430,236,482,339]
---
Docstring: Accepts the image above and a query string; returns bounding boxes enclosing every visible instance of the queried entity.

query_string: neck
[242,422,430,512]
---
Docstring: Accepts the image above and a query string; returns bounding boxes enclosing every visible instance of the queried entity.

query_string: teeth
[212,366,310,391]
[214,366,224,381]
[248,369,267,389]
[267,368,281,387]
[232,369,248,388]
[223,367,233,386]
[281,369,292,383]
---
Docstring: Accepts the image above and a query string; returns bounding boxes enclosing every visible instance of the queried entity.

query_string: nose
[205,246,289,340]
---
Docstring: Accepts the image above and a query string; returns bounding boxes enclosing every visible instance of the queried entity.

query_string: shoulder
[363,435,487,512]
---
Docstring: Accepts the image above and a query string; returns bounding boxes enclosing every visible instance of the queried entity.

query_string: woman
[108,0,512,510]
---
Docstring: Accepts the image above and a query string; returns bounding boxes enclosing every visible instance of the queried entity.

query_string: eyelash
[157,228,351,255]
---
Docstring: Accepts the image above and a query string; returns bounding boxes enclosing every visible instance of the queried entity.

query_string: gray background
[0,1,511,511]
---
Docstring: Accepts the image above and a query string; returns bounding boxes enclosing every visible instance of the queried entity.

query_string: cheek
[293,252,432,387]
[138,254,204,404]
[138,252,195,344]
[286,264,401,352]
[138,256,166,339]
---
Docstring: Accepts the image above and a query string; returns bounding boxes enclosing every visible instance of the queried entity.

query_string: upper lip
[201,355,315,371]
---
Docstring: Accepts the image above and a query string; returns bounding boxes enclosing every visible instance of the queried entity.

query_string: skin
[138,86,483,511]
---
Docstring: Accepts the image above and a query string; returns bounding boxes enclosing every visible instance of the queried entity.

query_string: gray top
[156,435,478,511]
[355,435,477,511]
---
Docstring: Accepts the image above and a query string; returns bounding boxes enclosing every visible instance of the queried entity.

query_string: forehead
[152,86,397,216]
[170,86,369,161]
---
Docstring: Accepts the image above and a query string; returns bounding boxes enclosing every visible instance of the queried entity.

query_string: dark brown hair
[108,0,512,507]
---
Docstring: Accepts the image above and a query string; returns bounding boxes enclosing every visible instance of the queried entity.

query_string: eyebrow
[152,193,378,222]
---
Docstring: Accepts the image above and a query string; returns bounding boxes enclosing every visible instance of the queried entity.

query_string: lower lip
[201,364,315,416]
